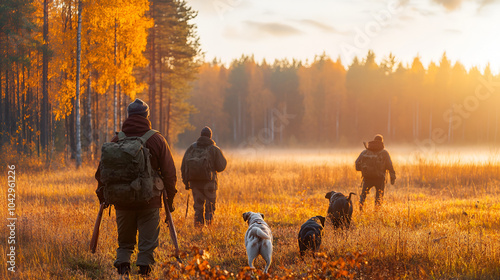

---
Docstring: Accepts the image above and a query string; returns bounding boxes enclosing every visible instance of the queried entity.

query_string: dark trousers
[114,208,160,267]
[192,186,217,227]
[359,178,385,210]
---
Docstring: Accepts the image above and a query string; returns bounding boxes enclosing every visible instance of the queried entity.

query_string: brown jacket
[95,115,177,210]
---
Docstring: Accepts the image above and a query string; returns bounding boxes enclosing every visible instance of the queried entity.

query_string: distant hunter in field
[355,134,396,211]
[181,126,227,227]
[95,98,177,278]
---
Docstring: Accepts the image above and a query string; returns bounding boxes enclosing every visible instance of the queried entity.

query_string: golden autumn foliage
[49,0,152,120]
[1,0,199,160]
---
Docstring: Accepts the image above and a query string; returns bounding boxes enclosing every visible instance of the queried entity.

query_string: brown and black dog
[325,191,356,228]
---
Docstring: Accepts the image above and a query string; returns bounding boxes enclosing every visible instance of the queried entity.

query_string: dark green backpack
[360,150,386,179]
[99,130,158,205]
[186,143,214,181]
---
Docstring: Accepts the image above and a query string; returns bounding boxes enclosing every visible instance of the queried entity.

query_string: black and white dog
[325,191,356,228]
[242,212,273,273]
[298,216,326,257]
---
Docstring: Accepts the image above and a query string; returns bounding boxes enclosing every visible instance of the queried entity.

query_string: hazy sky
[187,0,500,73]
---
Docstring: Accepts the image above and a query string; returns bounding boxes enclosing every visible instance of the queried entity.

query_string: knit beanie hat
[127,98,149,117]
[201,126,212,138]
[374,134,384,142]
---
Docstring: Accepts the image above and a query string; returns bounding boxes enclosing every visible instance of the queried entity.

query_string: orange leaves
[162,246,233,280]
[305,251,366,279]
[161,246,366,279]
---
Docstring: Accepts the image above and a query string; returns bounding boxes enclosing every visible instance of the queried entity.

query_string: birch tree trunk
[86,67,93,159]
[75,0,83,168]
[105,89,108,142]
[94,82,100,155]
[118,85,122,127]
[149,5,156,128]
[113,17,118,132]
[41,0,49,156]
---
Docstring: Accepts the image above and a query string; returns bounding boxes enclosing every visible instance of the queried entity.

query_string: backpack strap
[117,131,126,141]
[140,129,159,144]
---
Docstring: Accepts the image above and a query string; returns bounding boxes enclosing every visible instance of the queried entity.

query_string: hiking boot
[117,263,130,280]
[139,265,151,277]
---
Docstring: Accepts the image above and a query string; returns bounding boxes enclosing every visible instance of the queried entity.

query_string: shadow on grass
[68,256,104,280]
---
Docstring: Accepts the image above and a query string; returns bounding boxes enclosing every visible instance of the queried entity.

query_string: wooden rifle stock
[90,203,106,253]
[163,190,181,261]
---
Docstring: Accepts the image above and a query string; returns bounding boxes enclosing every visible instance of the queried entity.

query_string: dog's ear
[260,213,265,220]
[317,215,326,227]
[243,212,250,222]
[325,191,333,199]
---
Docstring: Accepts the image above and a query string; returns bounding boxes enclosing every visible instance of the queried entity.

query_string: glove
[390,177,396,185]
[167,199,175,212]
[96,185,106,204]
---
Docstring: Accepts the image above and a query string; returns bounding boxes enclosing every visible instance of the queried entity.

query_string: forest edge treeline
[1,0,499,168]
[184,53,500,149]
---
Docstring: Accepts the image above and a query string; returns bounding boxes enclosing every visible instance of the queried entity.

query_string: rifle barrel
[90,203,105,253]
[163,191,181,261]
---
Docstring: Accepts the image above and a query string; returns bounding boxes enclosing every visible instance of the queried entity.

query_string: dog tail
[347,192,356,201]
[251,227,271,240]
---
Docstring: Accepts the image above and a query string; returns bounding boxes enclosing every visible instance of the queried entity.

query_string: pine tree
[145,0,201,144]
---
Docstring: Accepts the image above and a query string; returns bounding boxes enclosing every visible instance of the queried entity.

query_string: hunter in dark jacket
[181,126,227,227]
[355,134,396,210]
[95,98,177,278]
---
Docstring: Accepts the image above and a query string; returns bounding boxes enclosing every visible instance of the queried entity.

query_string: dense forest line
[1,0,499,167]
[183,53,499,149]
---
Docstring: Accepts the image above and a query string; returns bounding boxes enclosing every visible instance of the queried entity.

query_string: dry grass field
[1,148,500,279]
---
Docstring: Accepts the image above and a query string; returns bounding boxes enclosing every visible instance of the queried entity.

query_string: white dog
[242,212,273,273]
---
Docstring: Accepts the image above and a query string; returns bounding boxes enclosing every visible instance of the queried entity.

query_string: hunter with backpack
[181,126,227,227]
[95,99,177,279]
[355,134,396,211]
